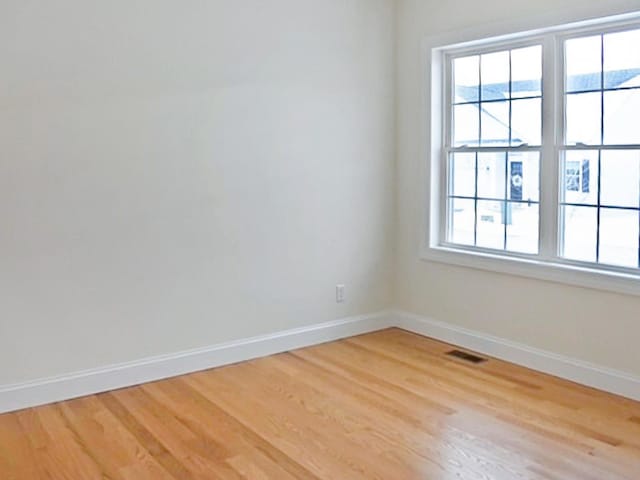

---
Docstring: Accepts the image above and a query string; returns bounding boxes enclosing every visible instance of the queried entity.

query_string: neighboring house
[452,68,640,255]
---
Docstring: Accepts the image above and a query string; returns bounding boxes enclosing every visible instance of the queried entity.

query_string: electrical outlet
[336,284,345,303]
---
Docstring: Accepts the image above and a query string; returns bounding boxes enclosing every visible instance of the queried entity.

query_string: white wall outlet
[336,284,345,303]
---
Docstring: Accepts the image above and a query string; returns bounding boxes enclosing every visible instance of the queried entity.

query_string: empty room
[2,0,640,478]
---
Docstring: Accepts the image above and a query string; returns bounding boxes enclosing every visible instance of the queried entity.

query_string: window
[448,44,542,254]
[561,29,640,268]
[428,13,640,290]
[564,160,590,193]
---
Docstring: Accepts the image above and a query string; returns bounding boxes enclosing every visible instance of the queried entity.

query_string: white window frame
[423,10,640,296]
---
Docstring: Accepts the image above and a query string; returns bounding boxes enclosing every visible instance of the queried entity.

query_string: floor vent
[446,350,488,364]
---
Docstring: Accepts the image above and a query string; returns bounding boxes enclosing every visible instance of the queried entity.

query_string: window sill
[421,245,640,296]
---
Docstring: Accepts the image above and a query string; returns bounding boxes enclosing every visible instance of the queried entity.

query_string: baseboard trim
[0,311,394,414]
[3,309,639,414]
[392,310,640,402]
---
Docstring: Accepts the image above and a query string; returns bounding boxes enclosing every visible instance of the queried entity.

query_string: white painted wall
[0,0,395,385]
[396,0,640,377]
[4,0,640,393]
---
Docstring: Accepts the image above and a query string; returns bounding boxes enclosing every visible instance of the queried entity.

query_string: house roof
[455,68,640,103]
[454,69,640,145]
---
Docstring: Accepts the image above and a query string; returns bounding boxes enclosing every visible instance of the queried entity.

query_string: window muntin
[440,19,640,276]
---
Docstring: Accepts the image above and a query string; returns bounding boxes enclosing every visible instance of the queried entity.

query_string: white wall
[5,0,640,392]
[396,0,640,376]
[0,0,396,385]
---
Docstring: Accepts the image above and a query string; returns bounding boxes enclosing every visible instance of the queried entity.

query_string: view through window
[443,22,640,272]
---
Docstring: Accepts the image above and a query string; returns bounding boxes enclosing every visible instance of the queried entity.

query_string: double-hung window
[428,13,640,291]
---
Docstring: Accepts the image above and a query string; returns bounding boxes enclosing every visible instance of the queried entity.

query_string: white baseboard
[0,311,394,414]
[3,309,639,414]
[392,310,640,402]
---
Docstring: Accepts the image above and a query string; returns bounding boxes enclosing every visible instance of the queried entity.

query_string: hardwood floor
[1,328,639,479]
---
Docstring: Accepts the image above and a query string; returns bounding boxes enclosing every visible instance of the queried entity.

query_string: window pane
[599,208,639,268]
[477,152,506,199]
[450,153,476,197]
[600,150,640,208]
[511,45,542,98]
[603,28,640,89]
[508,152,539,202]
[565,35,602,92]
[562,205,598,262]
[603,89,640,144]
[506,203,539,253]
[480,101,509,146]
[561,150,598,205]
[511,98,541,145]
[450,198,475,246]
[454,55,480,103]
[476,200,505,249]
[566,92,601,145]
[481,51,509,101]
[454,103,479,146]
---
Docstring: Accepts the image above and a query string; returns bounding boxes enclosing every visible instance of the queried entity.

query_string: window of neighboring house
[427,13,640,290]
[564,160,590,193]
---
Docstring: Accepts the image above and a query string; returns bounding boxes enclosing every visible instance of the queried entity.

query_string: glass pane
[476,200,505,249]
[600,150,640,208]
[477,152,506,199]
[511,98,541,145]
[454,55,480,103]
[603,28,640,89]
[565,35,602,92]
[604,89,640,144]
[508,152,539,202]
[511,45,542,98]
[599,208,639,268]
[450,198,475,246]
[481,51,510,101]
[566,92,601,145]
[506,202,539,254]
[562,205,597,262]
[561,150,598,205]
[454,103,479,146]
[450,153,476,197]
[480,101,509,146]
